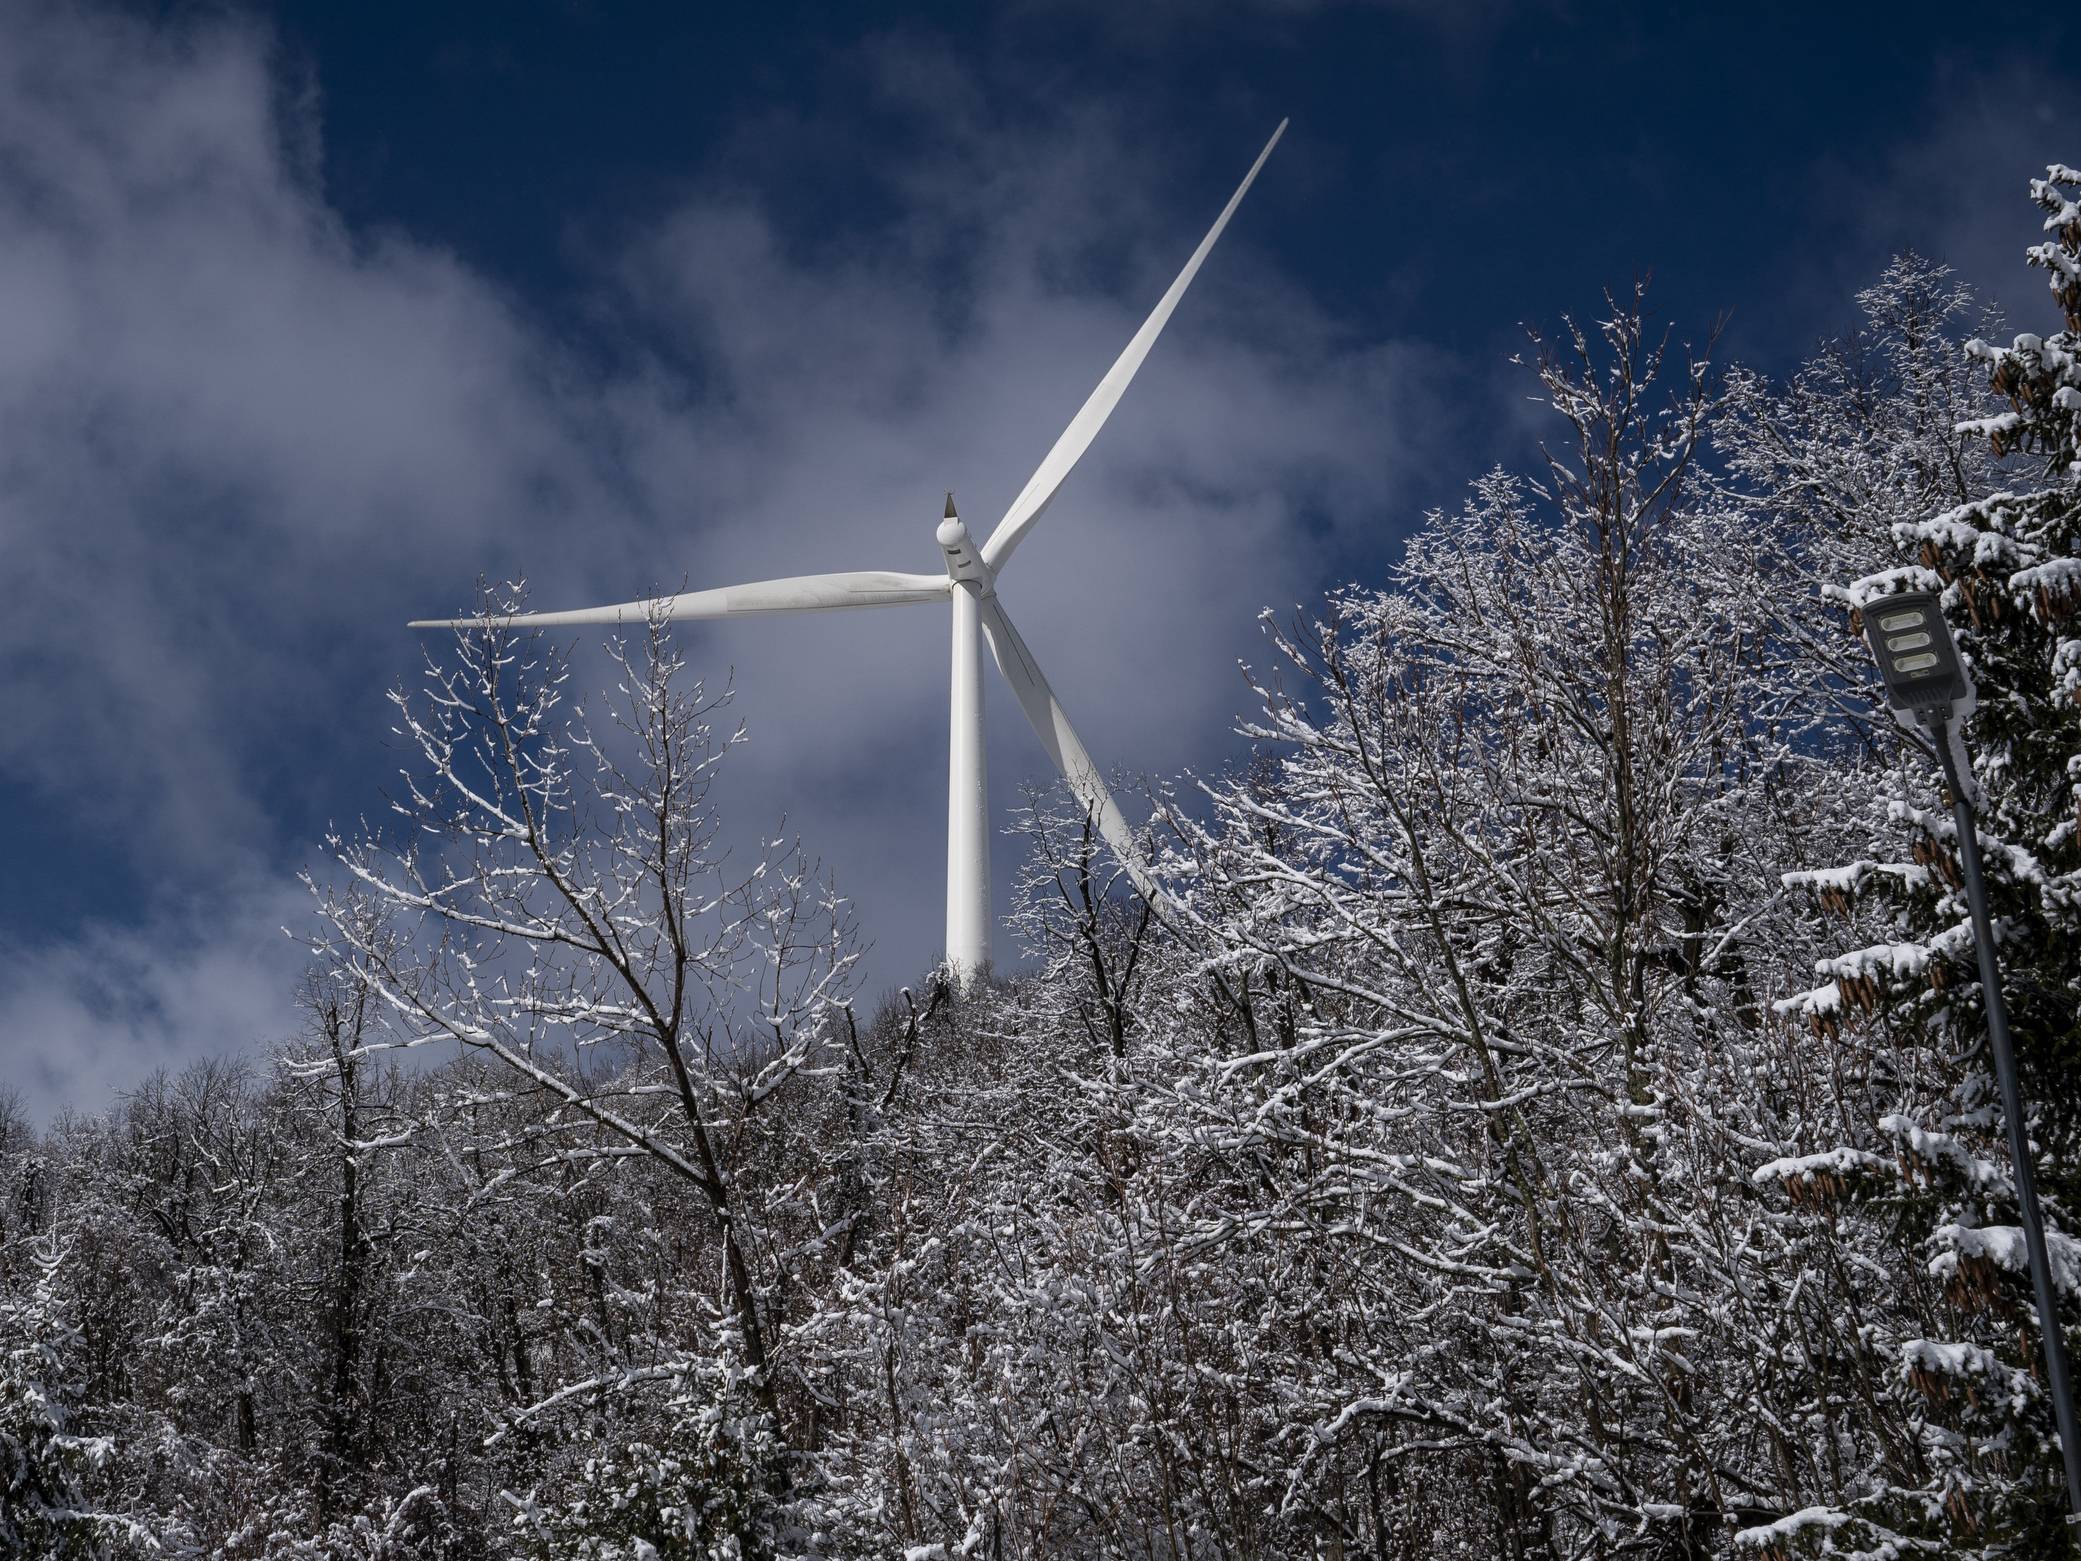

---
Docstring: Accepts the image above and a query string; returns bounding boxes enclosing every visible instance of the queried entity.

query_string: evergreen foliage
[507,1359,784,1561]
[1768,164,2081,1556]
[0,1242,140,1558]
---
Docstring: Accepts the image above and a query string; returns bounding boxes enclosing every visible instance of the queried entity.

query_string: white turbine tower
[412,122,1285,978]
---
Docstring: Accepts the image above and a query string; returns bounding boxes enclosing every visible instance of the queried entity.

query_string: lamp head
[1861,590,1970,725]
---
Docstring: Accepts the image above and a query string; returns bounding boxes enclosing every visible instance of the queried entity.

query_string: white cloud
[0,4,616,874]
[0,874,313,1121]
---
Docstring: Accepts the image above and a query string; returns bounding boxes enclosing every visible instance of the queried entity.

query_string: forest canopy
[5,163,2081,1560]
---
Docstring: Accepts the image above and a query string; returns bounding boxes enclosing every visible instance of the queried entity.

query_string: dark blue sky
[2,0,2075,1115]
[269,2,2073,369]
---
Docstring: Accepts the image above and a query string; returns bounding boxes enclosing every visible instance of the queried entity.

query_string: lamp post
[1861,589,2081,1531]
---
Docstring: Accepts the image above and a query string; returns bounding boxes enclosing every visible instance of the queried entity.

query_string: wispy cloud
[1786,59,2081,349]
[0,873,313,1120]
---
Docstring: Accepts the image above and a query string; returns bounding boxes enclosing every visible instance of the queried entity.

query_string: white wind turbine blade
[976,593,1158,900]
[409,570,951,628]
[979,119,1287,576]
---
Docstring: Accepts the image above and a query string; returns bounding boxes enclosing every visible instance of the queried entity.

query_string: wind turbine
[412,122,1285,977]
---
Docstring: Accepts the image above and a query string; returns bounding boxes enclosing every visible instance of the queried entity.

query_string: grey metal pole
[1934,719,2081,1532]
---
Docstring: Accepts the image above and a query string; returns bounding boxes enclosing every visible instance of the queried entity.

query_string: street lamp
[1862,589,2081,1532]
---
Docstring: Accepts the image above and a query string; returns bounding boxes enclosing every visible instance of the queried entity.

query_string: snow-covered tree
[1758,163,2081,1557]
[1004,781,1159,1062]
[311,593,858,1406]
[0,1241,146,1558]
[506,1356,784,1561]
[1142,280,1944,1557]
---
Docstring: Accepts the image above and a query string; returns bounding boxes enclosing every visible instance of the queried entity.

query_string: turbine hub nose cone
[937,516,969,548]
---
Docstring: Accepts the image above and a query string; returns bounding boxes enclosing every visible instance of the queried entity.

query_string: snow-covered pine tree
[506,1355,786,1561]
[0,1242,144,1558]
[1767,164,2081,1557]
[1881,163,2081,1159]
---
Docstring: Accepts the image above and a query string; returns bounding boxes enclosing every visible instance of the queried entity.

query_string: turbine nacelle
[936,495,993,589]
